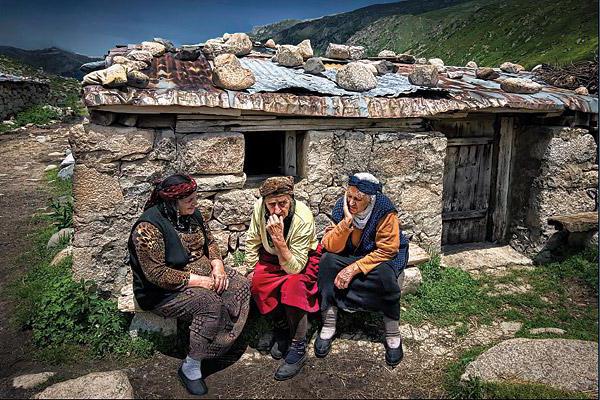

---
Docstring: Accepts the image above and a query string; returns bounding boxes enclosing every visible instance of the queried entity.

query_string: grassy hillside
[250,19,304,42]
[347,0,598,68]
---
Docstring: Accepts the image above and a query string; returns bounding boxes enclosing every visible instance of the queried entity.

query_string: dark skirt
[318,252,401,320]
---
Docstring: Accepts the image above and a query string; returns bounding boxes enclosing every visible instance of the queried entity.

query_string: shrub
[14,105,62,126]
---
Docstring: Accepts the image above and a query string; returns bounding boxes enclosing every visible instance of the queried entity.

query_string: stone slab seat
[547,212,598,233]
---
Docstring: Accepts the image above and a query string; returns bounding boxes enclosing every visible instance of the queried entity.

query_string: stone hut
[73,38,598,297]
[0,73,50,120]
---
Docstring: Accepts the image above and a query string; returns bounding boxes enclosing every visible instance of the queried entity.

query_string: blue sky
[0,0,400,57]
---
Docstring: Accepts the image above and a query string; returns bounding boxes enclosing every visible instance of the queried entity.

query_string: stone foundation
[0,77,50,120]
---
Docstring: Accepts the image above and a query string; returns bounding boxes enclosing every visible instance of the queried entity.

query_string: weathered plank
[447,137,494,146]
[443,209,488,221]
[491,117,516,241]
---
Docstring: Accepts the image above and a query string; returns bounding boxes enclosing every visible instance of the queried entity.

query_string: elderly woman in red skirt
[244,176,321,380]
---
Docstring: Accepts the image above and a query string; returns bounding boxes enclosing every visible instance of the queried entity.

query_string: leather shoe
[384,340,404,367]
[314,335,333,358]
[274,351,307,381]
[270,328,289,360]
[178,366,208,396]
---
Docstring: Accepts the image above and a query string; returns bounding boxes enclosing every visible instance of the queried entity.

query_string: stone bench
[547,212,598,248]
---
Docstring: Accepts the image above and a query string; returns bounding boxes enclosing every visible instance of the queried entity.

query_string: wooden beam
[442,209,488,221]
[93,105,242,116]
[447,137,495,146]
[491,117,516,241]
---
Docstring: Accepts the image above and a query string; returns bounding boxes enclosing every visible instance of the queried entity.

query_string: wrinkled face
[176,192,198,216]
[346,186,370,214]
[265,194,292,219]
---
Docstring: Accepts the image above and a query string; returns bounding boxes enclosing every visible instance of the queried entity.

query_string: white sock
[182,355,202,380]
[384,316,401,348]
[319,306,338,340]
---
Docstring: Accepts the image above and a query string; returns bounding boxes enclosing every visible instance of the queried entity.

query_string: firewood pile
[534,57,598,94]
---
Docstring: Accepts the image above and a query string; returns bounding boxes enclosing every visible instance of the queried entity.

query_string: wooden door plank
[492,117,516,241]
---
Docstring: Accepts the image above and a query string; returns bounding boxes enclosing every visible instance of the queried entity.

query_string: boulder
[401,267,422,295]
[364,63,378,76]
[58,164,74,180]
[378,50,396,58]
[336,62,377,92]
[447,70,464,79]
[397,54,416,64]
[428,58,445,71]
[265,39,276,49]
[126,70,149,88]
[214,53,241,68]
[213,188,259,225]
[212,64,255,90]
[152,37,176,53]
[82,64,128,87]
[500,61,525,74]
[194,173,246,192]
[461,338,598,394]
[375,60,398,75]
[50,245,73,266]
[297,39,314,60]
[529,327,566,335]
[466,61,478,68]
[33,370,134,399]
[13,372,55,389]
[129,313,177,337]
[325,43,351,59]
[141,41,166,57]
[303,57,325,74]
[500,77,542,94]
[127,50,153,64]
[175,45,201,61]
[408,64,439,87]
[178,132,244,175]
[222,33,231,41]
[416,57,427,64]
[476,67,500,80]
[111,56,148,71]
[349,45,365,60]
[575,86,590,95]
[223,32,253,56]
[47,228,74,249]
[275,45,304,67]
[80,60,106,73]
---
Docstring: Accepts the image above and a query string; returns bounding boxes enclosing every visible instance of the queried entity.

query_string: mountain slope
[347,0,598,68]
[0,46,100,79]
[251,19,304,42]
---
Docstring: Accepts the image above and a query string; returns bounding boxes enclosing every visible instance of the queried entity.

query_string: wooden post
[491,117,516,242]
[284,131,297,176]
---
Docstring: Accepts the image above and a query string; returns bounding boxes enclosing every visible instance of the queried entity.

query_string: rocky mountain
[250,19,304,43]
[0,46,100,80]
[252,0,598,68]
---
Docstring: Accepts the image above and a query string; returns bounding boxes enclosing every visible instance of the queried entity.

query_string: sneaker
[314,333,334,358]
[384,339,404,367]
[274,340,307,381]
[177,366,208,396]
[270,328,290,360]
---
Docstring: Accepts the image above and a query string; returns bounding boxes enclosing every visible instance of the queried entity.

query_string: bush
[15,105,62,126]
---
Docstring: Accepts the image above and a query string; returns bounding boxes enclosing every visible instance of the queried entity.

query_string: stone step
[407,243,430,267]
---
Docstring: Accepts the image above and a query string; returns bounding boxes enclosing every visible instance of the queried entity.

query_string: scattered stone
[397,54,416,64]
[325,43,364,60]
[378,50,396,58]
[375,60,398,75]
[33,370,134,399]
[500,61,525,74]
[58,164,74,180]
[408,64,439,87]
[13,372,56,389]
[50,246,73,267]
[35,136,47,143]
[214,53,242,68]
[428,58,445,71]
[447,70,464,79]
[461,338,598,393]
[126,70,149,88]
[223,33,253,56]
[500,77,542,94]
[303,57,325,74]
[416,57,427,64]
[336,62,377,92]
[297,39,314,60]
[265,39,276,49]
[476,67,500,80]
[275,45,304,67]
[127,50,153,64]
[141,41,166,57]
[500,321,523,336]
[152,37,176,53]
[82,64,128,88]
[61,153,75,167]
[44,164,58,172]
[111,56,148,71]
[348,46,365,60]
[575,86,590,95]
[129,313,177,337]
[402,267,422,295]
[212,63,255,90]
[530,327,566,335]
[47,228,74,249]
[175,45,201,61]
[466,61,478,68]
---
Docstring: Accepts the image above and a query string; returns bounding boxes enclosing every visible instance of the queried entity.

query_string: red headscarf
[144,174,197,211]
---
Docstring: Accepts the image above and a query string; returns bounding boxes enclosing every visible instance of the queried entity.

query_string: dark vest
[331,192,409,274]
[127,205,206,310]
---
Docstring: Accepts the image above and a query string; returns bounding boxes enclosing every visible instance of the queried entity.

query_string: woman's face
[176,192,198,216]
[346,186,370,214]
[265,194,292,219]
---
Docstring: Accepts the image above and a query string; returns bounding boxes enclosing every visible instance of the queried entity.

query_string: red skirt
[250,244,322,314]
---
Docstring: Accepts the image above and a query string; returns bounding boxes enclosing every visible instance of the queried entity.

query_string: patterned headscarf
[259,176,294,198]
[144,174,197,211]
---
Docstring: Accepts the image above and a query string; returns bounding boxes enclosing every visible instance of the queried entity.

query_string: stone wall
[0,80,50,120]
[70,122,446,295]
[509,126,598,260]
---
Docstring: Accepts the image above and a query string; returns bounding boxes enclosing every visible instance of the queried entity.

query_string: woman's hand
[210,259,229,294]
[334,264,361,290]
[187,273,215,290]
[343,194,353,226]
[266,214,285,244]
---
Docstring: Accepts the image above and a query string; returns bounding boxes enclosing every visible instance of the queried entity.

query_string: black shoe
[270,328,290,360]
[314,334,333,358]
[178,366,208,396]
[274,342,308,381]
[384,339,404,367]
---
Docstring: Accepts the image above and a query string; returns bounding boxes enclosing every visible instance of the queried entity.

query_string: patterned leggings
[153,267,251,359]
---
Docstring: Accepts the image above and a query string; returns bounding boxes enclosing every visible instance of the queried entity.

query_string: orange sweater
[321,212,400,274]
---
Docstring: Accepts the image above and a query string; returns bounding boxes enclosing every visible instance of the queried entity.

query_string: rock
[265,39,276,49]
[129,312,177,337]
[500,77,542,94]
[33,370,134,399]
[378,50,396,58]
[326,43,350,59]
[213,188,258,225]
[461,338,598,393]
[152,37,176,53]
[223,33,253,56]
[476,67,500,80]
[80,60,106,73]
[303,57,325,74]
[126,50,154,64]
[194,173,246,192]
[349,46,365,60]
[45,164,57,172]
[500,62,525,74]
[214,53,241,68]
[416,57,427,64]
[178,132,244,174]
[13,372,56,389]
[447,70,464,79]
[408,65,439,87]
[197,199,213,221]
[141,40,166,57]
[117,114,138,127]
[586,231,598,251]
[111,56,148,71]
[364,63,379,76]
[314,213,333,238]
[275,45,304,67]
[530,327,566,335]
[222,33,231,41]
[47,228,74,249]
[336,62,377,92]
[401,267,422,295]
[466,61,478,68]
[397,54,416,64]
[428,58,445,71]
[500,321,523,336]
[212,63,255,90]
[50,245,73,266]
[82,64,128,87]
[58,164,74,180]
[126,70,149,88]
[575,86,590,95]
[442,243,532,272]
[297,39,314,60]
[375,60,398,75]
[175,45,201,61]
